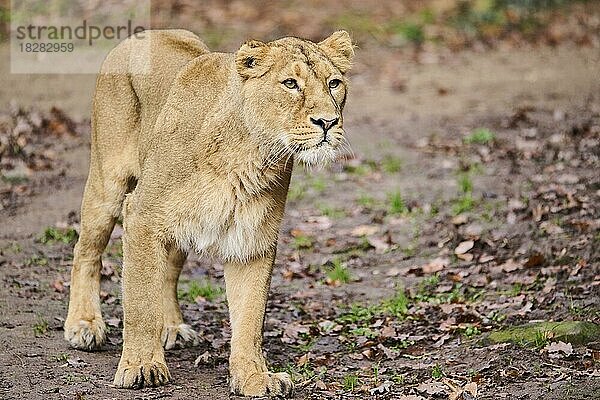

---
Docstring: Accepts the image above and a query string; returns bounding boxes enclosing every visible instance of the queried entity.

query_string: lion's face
[235,31,354,167]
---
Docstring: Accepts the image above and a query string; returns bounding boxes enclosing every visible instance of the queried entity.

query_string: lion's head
[235,31,354,167]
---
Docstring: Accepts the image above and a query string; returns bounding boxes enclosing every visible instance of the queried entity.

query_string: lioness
[64,29,353,397]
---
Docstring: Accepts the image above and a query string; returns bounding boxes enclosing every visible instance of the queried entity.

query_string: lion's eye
[328,79,342,89]
[282,78,299,90]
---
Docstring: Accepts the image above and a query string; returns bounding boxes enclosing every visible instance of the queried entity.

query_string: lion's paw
[113,361,171,389]
[64,318,106,351]
[162,323,199,350]
[231,371,294,397]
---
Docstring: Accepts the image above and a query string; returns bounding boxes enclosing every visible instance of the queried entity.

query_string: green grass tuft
[388,191,407,215]
[40,227,78,245]
[178,280,223,302]
[342,373,360,391]
[33,315,49,337]
[464,128,495,145]
[293,234,314,250]
[381,155,402,173]
[357,194,376,208]
[382,289,410,318]
[389,21,425,44]
[326,259,353,284]
[431,364,444,379]
[452,193,476,215]
[318,204,346,218]
[458,173,473,194]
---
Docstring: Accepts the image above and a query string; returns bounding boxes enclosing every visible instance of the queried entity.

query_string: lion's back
[92,30,210,178]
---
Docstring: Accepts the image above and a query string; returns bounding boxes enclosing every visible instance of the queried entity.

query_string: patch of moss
[486,321,600,346]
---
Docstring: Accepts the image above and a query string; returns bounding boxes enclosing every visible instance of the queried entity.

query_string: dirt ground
[1,7,600,400]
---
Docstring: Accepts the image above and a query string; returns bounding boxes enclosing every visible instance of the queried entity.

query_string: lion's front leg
[224,255,293,397]
[113,218,171,389]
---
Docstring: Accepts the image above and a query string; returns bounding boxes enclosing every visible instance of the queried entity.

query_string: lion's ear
[235,40,273,79]
[318,30,354,74]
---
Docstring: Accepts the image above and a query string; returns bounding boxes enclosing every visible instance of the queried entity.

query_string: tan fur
[63,29,353,397]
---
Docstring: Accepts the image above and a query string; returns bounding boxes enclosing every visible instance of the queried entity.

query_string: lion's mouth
[315,137,330,147]
[295,138,333,152]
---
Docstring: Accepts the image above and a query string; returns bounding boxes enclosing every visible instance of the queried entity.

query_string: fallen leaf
[421,257,449,274]
[508,199,527,211]
[51,279,64,293]
[524,253,546,267]
[368,236,390,253]
[282,323,310,344]
[462,223,483,239]
[100,263,115,278]
[542,277,557,294]
[315,380,327,390]
[290,228,307,238]
[380,325,396,338]
[416,380,447,395]
[351,225,379,237]
[454,240,474,255]
[66,357,87,368]
[446,379,478,400]
[545,341,573,358]
[556,174,579,184]
[105,317,121,328]
[540,221,564,235]
[457,253,474,261]
[499,259,523,272]
[478,254,495,263]
[377,343,399,359]
[369,380,394,395]
[297,353,310,367]
[194,351,212,366]
[451,215,468,225]
[298,216,332,231]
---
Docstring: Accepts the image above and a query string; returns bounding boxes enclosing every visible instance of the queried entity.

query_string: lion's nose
[310,116,339,132]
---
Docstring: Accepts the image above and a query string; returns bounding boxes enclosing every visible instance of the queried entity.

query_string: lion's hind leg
[161,248,199,350]
[64,167,130,350]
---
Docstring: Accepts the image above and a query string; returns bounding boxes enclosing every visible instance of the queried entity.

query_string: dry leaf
[542,277,557,294]
[457,253,474,261]
[380,325,396,338]
[66,357,87,368]
[524,253,546,267]
[51,279,64,293]
[282,323,310,344]
[421,257,449,274]
[351,224,379,237]
[315,380,327,390]
[369,380,394,395]
[454,240,474,255]
[451,215,468,225]
[499,259,523,272]
[445,378,478,400]
[545,341,573,358]
[297,353,310,367]
[194,351,212,366]
[105,317,121,328]
[479,254,495,263]
[416,380,447,395]
[368,236,390,253]
[540,221,564,235]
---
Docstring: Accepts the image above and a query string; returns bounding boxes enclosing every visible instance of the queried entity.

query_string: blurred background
[0,0,599,114]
